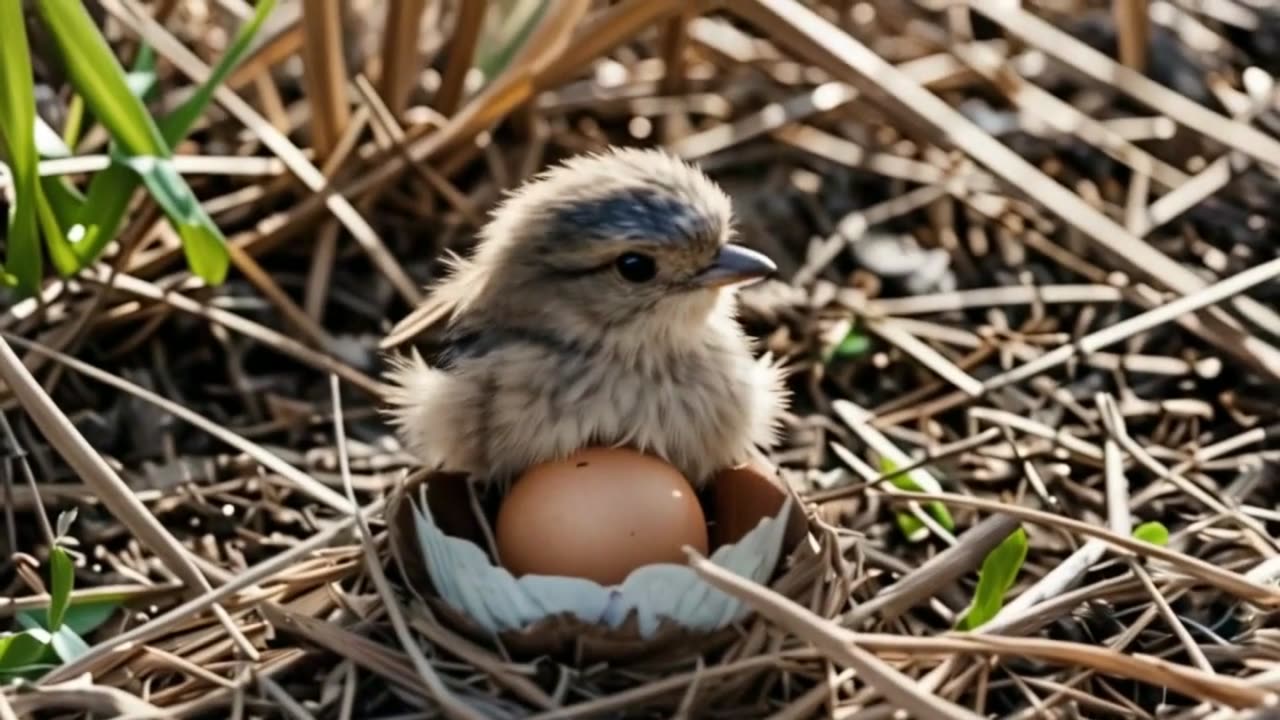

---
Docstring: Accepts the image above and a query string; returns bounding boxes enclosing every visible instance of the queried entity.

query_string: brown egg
[495,447,709,585]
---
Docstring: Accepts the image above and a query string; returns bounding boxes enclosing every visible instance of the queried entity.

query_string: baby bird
[381,147,788,489]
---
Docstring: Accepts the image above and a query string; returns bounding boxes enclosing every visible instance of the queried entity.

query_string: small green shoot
[46,547,73,633]
[157,0,277,142]
[824,325,872,364]
[475,0,552,81]
[1133,521,1169,546]
[879,456,955,541]
[956,526,1028,631]
[1,510,117,683]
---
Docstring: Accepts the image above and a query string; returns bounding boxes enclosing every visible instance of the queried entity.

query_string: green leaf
[34,182,78,277]
[48,625,89,663]
[120,154,228,283]
[42,0,275,282]
[880,456,955,540]
[957,527,1028,631]
[1133,521,1169,546]
[18,600,118,639]
[40,173,86,217]
[894,512,929,543]
[47,546,74,632]
[69,165,136,265]
[0,632,47,672]
[158,0,277,144]
[33,0,230,283]
[33,1,170,157]
[828,329,871,362]
[125,44,159,102]
[61,600,118,637]
[0,0,44,295]
[62,94,84,149]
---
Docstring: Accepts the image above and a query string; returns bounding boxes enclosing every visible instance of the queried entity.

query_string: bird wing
[379,253,475,351]
[380,292,458,350]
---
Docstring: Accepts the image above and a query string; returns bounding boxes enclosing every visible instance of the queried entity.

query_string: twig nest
[387,449,809,662]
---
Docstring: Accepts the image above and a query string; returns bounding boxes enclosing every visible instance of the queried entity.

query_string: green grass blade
[33,116,86,275]
[35,184,79,276]
[35,0,229,283]
[894,512,928,543]
[62,93,84,148]
[69,164,137,266]
[47,546,74,632]
[158,0,277,144]
[829,330,871,361]
[52,0,273,281]
[879,456,955,539]
[40,174,86,218]
[956,527,1028,630]
[33,0,169,157]
[120,154,228,283]
[0,0,45,295]
[476,0,550,80]
[17,600,118,641]
[125,43,159,101]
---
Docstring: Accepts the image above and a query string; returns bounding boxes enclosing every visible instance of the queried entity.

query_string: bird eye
[615,252,657,283]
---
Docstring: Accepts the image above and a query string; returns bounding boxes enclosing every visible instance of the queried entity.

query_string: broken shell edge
[387,462,809,662]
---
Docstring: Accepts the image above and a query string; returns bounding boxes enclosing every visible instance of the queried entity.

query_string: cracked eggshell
[387,460,809,663]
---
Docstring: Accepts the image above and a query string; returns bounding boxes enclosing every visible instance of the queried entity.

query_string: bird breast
[447,328,764,486]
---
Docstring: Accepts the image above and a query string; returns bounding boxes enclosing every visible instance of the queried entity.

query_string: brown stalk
[328,375,485,720]
[687,551,985,720]
[971,0,1280,169]
[843,512,1023,626]
[300,0,351,158]
[1114,0,1151,72]
[42,506,371,684]
[226,3,303,88]
[377,0,428,118]
[434,0,488,117]
[76,270,382,396]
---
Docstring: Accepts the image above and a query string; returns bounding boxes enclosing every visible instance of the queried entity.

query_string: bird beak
[693,244,777,288]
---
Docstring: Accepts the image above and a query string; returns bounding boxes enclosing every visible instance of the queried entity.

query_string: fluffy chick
[382,147,788,488]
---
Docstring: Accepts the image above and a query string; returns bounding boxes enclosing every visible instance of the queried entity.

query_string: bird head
[463,147,776,343]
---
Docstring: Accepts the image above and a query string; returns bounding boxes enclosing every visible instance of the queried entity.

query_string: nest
[384,461,814,666]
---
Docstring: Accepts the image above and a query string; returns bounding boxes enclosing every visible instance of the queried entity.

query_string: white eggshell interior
[411,484,792,638]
